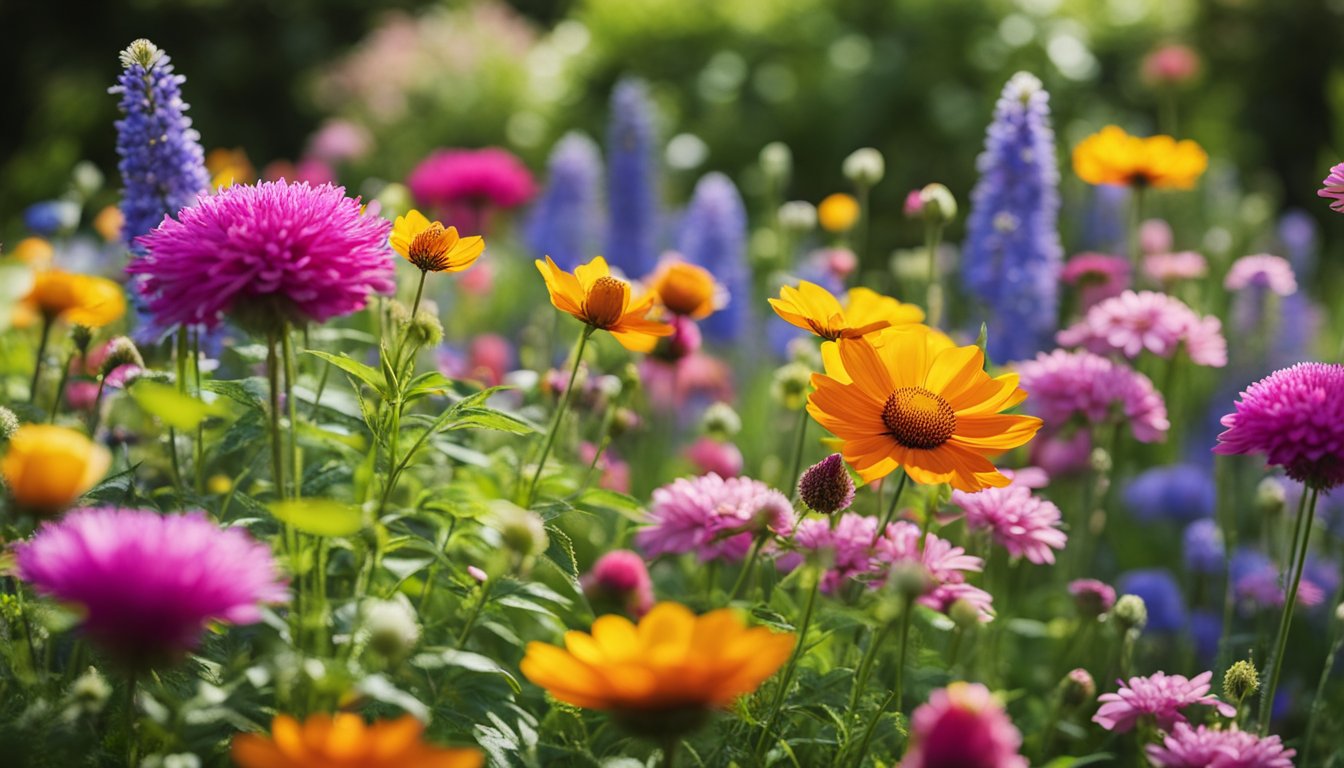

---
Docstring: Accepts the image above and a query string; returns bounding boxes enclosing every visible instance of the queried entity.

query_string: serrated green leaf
[202,378,267,411]
[411,649,522,694]
[305,350,386,396]
[448,407,534,434]
[268,498,363,537]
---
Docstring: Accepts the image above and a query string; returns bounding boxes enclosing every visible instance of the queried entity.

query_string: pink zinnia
[1142,44,1202,86]
[1146,722,1295,768]
[950,484,1067,565]
[1214,363,1344,489]
[1318,161,1344,213]
[407,147,536,232]
[685,437,744,478]
[130,180,394,331]
[903,682,1028,768]
[1061,252,1130,311]
[1145,251,1208,284]
[1057,290,1227,367]
[1140,218,1174,255]
[16,508,288,667]
[637,473,794,562]
[1224,254,1297,296]
[1016,349,1170,443]
[581,549,654,618]
[1093,671,1236,733]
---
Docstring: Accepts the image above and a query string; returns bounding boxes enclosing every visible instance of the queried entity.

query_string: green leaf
[305,350,386,396]
[355,674,429,720]
[130,380,223,430]
[410,649,522,694]
[202,378,267,411]
[448,406,535,435]
[268,498,363,537]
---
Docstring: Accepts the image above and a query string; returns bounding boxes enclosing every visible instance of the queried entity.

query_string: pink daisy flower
[1057,290,1227,367]
[950,484,1067,565]
[1317,161,1344,213]
[407,147,536,232]
[1061,252,1131,311]
[637,473,794,562]
[1214,362,1344,489]
[1224,254,1297,296]
[1093,671,1236,733]
[1016,349,1170,443]
[1144,251,1208,284]
[1146,722,1295,768]
[16,508,288,668]
[903,682,1028,768]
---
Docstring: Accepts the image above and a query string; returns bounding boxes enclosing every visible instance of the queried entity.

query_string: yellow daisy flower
[1072,125,1208,189]
[1,424,112,514]
[535,256,673,352]
[231,714,483,768]
[768,281,892,342]
[818,193,860,233]
[649,260,718,319]
[390,209,485,273]
[25,271,126,328]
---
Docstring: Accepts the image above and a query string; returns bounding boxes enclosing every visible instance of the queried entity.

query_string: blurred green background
[5,0,1344,251]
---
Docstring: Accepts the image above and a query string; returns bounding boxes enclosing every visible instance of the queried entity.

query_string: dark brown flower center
[408,223,453,271]
[881,386,956,449]
[584,276,628,328]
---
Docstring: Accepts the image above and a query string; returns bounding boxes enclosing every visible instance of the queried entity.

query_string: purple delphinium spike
[605,78,660,278]
[527,132,603,271]
[677,172,748,341]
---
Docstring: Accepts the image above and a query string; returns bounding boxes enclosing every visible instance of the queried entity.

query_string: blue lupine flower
[678,173,748,341]
[1182,519,1224,574]
[1118,568,1186,634]
[111,39,209,253]
[526,132,603,271]
[1189,610,1221,663]
[1123,464,1216,523]
[963,72,1063,363]
[1277,209,1319,274]
[605,78,660,277]
[23,200,80,236]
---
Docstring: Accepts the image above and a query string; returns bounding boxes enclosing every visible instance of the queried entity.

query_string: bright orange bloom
[25,270,126,328]
[808,327,1042,492]
[1,424,112,513]
[390,209,485,273]
[93,206,125,243]
[536,256,673,352]
[649,260,717,319]
[818,193,860,233]
[520,602,794,718]
[1072,125,1208,189]
[231,714,483,768]
[769,281,892,341]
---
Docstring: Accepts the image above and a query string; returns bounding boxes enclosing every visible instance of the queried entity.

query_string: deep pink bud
[798,453,855,514]
[581,550,654,617]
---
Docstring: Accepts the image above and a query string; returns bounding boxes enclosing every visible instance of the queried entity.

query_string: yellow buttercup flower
[769,281,892,341]
[1,424,111,513]
[808,327,1041,492]
[520,602,794,734]
[231,714,483,768]
[206,147,254,189]
[536,256,673,352]
[818,193,860,233]
[649,260,718,319]
[843,286,925,329]
[1072,125,1208,189]
[13,237,54,268]
[25,271,126,328]
[390,209,485,273]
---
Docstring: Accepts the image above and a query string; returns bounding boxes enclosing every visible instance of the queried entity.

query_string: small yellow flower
[389,209,485,273]
[1,424,111,514]
[768,281,891,341]
[1072,125,1208,189]
[12,237,54,268]
[92,206,124,243]
[206,147,254,189]
[649,260,718,319]
[231,714,483,768]
[25,271,126,328]
[536,256,673,352]
[818,193,860,233]
[520,602,794,733]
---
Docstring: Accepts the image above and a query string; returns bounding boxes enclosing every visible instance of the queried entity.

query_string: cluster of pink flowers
[1224,254,1297,296]
[1145,251,1208,284]
[903,682,1027,768]
[1061,253,1130,311]
[1146,723,1296,767]
[1093,671,1236,733]
[1016,349,1170,443]
[1057,290,1227,367]
[1215,362,1344,489]
[637,473,794,562]
[950,480,1067,565]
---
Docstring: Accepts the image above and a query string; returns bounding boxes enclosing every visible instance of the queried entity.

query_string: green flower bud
[778,201,817,233]
[1111,594,1148,633]
[771,362,813,410]
[1223,659,1260,704]
[700,402,742,440]
[409,308,444,349]
[100,336,144,378]
[843,147,885,187]
[491,501,548,559]
[1060,668,1096,708]
[919,183,957,225]
[760,142,792,183]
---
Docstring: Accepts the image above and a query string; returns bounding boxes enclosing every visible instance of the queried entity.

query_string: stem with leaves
[525,327,593,505]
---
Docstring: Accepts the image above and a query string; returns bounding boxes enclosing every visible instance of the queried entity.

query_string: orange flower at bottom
[231,714,483,768]
[520,602,794,733]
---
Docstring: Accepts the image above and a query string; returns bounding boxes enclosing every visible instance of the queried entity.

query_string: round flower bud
[889,562,932,600]
[0,406,19,441]
[409,308,444,348]
[771,362,813,410]
[581,549,654,618]
[467,565,488,583]
[759,142,792,183]
[918,183,957,226]
[1068,579,1117,617]
[1060,668,1096,708]
[798,454,855,515]
[843,147,885,187]
[387,299,412,327]
[948,598,982,629]
[1089,446,1113,474]
[72,161,105,199]
[70,666,112,714]
[778,201,817,233]
[361,595,421,660]
[1256,478,1286,517]
[490,501,548,559]
[610,407,641,437]
[1223,659,1260,704]
[1111,594,1148,633]
[818,193,860,233]
[700,402,742,440]
[70,325,94,355]
[99,336,144,379]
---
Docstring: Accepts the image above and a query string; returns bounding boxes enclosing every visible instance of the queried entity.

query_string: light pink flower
[1093,671,1236,733]
[1145,251,1208,284]
[1016,349,1170,443]
[950,484,1067,565]
[903,682,1028,768]
[637,473,794,562]
[1224,254,1297,296]
[1317,161,1344,213]
[685,437,744,478]
[1057,290,1227,367]
[1146,722,1295,768]
[1061,253,1130,311]
[1140,219,1174,255]
[1142,44,1201,86]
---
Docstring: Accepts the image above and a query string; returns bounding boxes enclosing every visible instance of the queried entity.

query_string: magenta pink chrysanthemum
[1214,362,1344,489]
[129,180,394,330]
[1146,722,1295,768]
[1093,671,1236,733]
[1224,254,1297,296]
[1057,290,1227,367]
[950,483,1067,565]
[1016,349,1170,443]
[1317,161,1344,213]
[637,473,794,562]
[903,682,1028,768]
[16,508,288,667]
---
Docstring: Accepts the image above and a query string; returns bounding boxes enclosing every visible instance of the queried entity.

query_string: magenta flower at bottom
[1146,723,1295,768]
[16,508,288,667]
[1093,671,1236,733]
[1214,363,1344,489]
[903,682,1028,768]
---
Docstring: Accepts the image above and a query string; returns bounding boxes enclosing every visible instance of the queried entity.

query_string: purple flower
[1214,363,1344,489]
[128,180,394,331]
[1069,578,1117,615]
[1058,290,1227,368]
[963,72,1063,363]
[110,40,210,252]
[1146,722,1295,767]
[1317,161,1344,213]
[1124,464,1216,523]
[1016,349,1170,443]
[677,173,749,341]
[1231,548,1328,611]
[1225,254,1297,296]
[1093,671,1236,733]
[950,483,1067,565]
[637,473,794,563]
[797,453,855,515]
[606,78,661,278]
[16,508,287,667]
[1118,569,1187,633]
[526,132,603,271]
[1277,209,1319,273]
[1183,519,1225,574]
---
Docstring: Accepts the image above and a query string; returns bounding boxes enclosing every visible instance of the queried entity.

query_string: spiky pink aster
[637,473,794,562]
[1214,363,1344,489]
[1093,671,1236,733]
[1318,161,1344,213]
[950,484,1067,565]
[16,508,287,667]
[903,682,1028,768]
[1146,722,1295,768]
[1224,254,1297,296]
[1145,251,1208,284]
[1057,290,1227,367]
[1016,349,1170,443]
[129,180,394,330]
[1061,252,1130,311]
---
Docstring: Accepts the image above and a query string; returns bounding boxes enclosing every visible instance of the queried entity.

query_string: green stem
[754,571,820,761]
[661,737,679,768]
[88,378,108,434]
[457,578,493,648]
[282,326,301,500]
[873,470,909,543]
[786,408,810,501]
[192,329,204,494]
[525,327,592,505]
[1215,455,1240,670]
[28,315,52,404]
[266,334,287,501]
[925,221,945,328]
[846,621,895,720]
[47,349,76,422]
[727,534,766,603]
[1302,597,1344,765]
[850,598,914,765]
[1258,485,1318,735]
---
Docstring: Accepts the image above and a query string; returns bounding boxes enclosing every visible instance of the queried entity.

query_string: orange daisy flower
[649,260,718,319]
[24,270,126,328]
[536,256,673,352]
[231,713,483,768]
[390,209,485,273]
[808,327,1042,492]
[1072,125,1208,189]
[768,281,894,341]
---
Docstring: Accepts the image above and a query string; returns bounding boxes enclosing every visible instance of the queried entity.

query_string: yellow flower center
[881,386,957,449]
[584,276,628,328]
[408,223,454,271]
